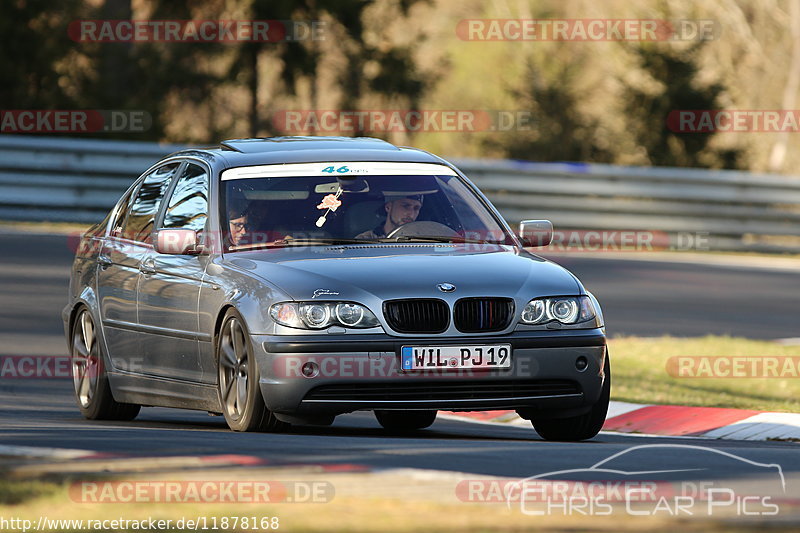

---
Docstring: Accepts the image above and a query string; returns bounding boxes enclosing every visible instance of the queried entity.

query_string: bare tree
[768,0,800,172]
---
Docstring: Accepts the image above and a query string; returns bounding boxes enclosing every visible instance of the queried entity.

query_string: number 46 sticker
[322,165,350,174]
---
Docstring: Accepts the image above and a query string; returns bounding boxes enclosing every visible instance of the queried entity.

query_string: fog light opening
[301,362,319,378]
[575,356,589,372]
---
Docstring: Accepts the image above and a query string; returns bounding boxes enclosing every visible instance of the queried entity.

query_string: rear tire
[375,410,437,431]
[217,310,287,432]
[71,308,140,421]
[532,354,610,442]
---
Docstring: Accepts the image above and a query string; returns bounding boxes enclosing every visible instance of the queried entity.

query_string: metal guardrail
[462,159,800,253]
[0,135,187,223]
[1,135,799,252]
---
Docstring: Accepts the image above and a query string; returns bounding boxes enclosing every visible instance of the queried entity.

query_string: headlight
[520,296,596,325]
[300,303,331,328]
[270,302,379,329]
[335,303,365,327]
[549,299,578,322]
[521,299,545,323]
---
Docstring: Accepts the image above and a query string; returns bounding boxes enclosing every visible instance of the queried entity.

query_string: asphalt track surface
[1,378,798,521]
[0,231,798,516]
[1,231,797,350]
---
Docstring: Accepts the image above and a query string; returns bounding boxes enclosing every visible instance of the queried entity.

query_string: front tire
[71,307,140,421]
[217,310,287,432]
[532,354,611,442]
[375,410,437,431]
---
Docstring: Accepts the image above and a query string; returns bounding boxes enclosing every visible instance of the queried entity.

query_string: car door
[96,162,181,374]
[137,161,213,382]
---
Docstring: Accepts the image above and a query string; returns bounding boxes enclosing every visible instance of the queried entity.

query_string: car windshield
[220,163,513,251]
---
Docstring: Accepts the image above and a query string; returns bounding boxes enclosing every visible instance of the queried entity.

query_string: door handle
[98,254,112,268]
[139,258,156,275]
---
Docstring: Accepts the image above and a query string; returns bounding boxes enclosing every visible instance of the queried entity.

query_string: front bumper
[254,328,607,417]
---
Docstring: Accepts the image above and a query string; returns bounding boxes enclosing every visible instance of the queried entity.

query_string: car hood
[225,244,582,302]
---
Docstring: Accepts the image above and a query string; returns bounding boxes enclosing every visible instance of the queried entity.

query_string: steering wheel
[386,221,459,239]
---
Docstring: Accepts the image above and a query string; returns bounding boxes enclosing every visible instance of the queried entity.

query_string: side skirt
[109,372,221,412]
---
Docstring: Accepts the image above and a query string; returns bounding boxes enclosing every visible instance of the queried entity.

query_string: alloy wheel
[219,317,250,420]
[72,310,99,408]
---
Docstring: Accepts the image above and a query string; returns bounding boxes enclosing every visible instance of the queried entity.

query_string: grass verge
[0,474,785,533]
[608,336,800,412]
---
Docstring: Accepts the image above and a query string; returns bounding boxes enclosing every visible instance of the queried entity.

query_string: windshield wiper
[387,235,504,244]
[231,236,503,252]
[257,238,384,247]
[275,238,384,245]
[230,238,382,251]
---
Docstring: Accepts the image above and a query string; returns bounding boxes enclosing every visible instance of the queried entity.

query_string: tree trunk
[768,0,800,172]
[249,46,259,137]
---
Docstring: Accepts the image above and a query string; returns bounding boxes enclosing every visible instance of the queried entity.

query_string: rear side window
[161,163,209,232]
[107,186,134,237]
[122,162,181,243]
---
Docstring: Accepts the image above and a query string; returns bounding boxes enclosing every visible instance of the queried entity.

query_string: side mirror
[156,229,201,255]
[519,220,553,247]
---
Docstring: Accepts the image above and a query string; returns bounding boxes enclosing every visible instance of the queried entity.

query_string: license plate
[401,345,512,371]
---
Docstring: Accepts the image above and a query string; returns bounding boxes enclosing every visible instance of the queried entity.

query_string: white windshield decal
[221,162,458,180]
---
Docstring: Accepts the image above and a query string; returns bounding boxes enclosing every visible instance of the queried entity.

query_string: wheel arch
[68,288,100,348]
[67,302,86,343]
[213,304,237,350]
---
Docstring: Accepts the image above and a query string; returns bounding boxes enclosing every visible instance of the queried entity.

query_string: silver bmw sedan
[64,136,609,441]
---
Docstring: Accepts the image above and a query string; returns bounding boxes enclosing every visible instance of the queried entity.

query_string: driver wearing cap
[355,193,423,239]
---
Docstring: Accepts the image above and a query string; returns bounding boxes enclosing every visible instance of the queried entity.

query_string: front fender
[201,260,292,337]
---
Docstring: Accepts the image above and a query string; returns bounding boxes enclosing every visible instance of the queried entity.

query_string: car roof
[164,136,450,169]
